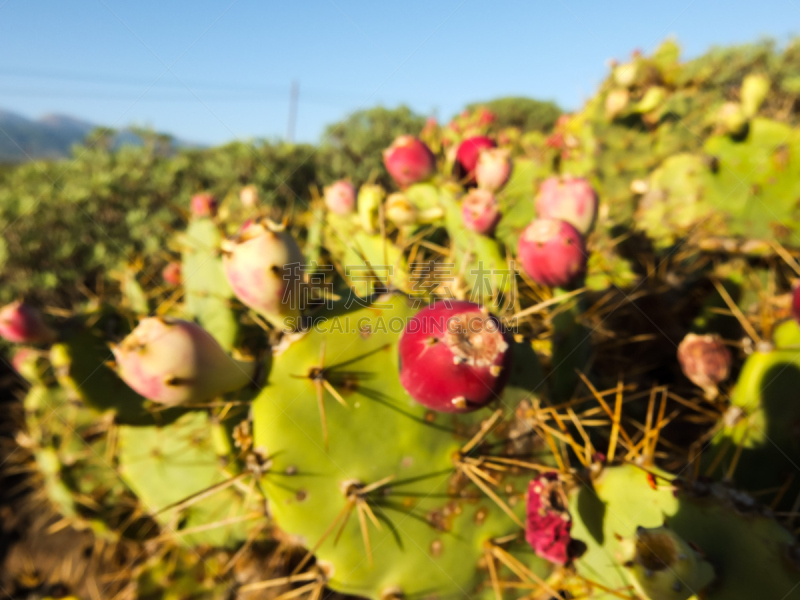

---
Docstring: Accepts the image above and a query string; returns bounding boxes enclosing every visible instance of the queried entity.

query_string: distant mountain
[0,109,198,163]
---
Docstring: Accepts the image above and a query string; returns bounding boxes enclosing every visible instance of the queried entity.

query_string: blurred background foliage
[4,36,800,310]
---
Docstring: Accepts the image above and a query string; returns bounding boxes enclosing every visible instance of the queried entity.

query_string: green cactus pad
[705,319,800,504]
[117,410,258,548]
[639,118,800,249]
[182,217,239,351]
[442,188,511,302]
[569,464,800,599]
[252,294,550,599]
[24,384,152,540]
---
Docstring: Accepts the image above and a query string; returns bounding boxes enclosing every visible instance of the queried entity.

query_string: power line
[0,87,350,108]
[0,65,371,104]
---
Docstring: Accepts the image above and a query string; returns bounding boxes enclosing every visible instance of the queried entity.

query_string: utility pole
[286,80,299,143]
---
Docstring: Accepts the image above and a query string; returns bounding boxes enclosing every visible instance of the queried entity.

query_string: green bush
[0,134,318,306]
[466,96,562,131]
[315,105,427,188]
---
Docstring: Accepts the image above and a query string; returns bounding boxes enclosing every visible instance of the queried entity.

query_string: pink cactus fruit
[475,147,512,192]
[475,107,496,126]
[191,193,218,217]
[677,333,732,398]
[461,189,500,235]
[11,347,43,383]
[421,117,438,137]
[534,175,598,235]
[162,261,182,286]
[0,302,55,344]
[517,218,587,288]
[239,185,259,208]
[222,220,304,330]
[324,180,356,215]
[454,136,496,183]
[113,317,255,405]
[398,301,512,413]
[792,283,800,324]
[383,135,435,188]
[526,473,573,565]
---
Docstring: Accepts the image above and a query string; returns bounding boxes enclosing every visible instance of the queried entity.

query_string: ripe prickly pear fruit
[113,317,255,405]
[357,184,385,233]
[461,189,500,235]
[526,473,572,565]
[621,526,715,600]
[792,283,800,324]
[454,136,496,183]
[0,302,55,344]
[398,301,512,413]
[475,106,495,126]
[191,193,218,217]
[534,175,598,235]
[677,333,731,399]
[383,135,435,188]
[324,180,356,215]
[162,261,182,286]
[475,147,512,191]
[517,219,587,288]
[222,219,304,330]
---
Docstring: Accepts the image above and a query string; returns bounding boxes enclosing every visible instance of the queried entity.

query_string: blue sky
[0,0,798,145]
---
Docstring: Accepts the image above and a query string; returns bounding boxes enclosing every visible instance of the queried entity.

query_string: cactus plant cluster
[6,36,800,600]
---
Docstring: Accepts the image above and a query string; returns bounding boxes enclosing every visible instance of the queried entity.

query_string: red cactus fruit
[526,473,573,565]
[324,180,356,215]
[475,107,496,126]
[454,136,496,183]
[517,219,587,288]
[398,301,512,413]
[792,283,800,324]
[383,135,435,188]
[461,189,500,235]
[190,193,217,217]
[535,175,598,235]
[0,302,55,344]
[113,317,255,405]
[222,219,304,329]
[677,333,732,398]
[162,261,182,286]
[475,148,512,192]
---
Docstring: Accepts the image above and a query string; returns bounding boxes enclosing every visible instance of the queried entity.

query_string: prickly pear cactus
[117,409,258,548]
[181,216,238,350]
[252,294,551,599]
[22,382,152,540]
[705,318,800,507]
[568,464,800,599]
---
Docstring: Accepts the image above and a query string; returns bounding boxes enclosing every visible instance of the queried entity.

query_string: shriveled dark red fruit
[525,473,573,565]
[454,136,496,183]
[398,301,512,413]
[677,333,731,398]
